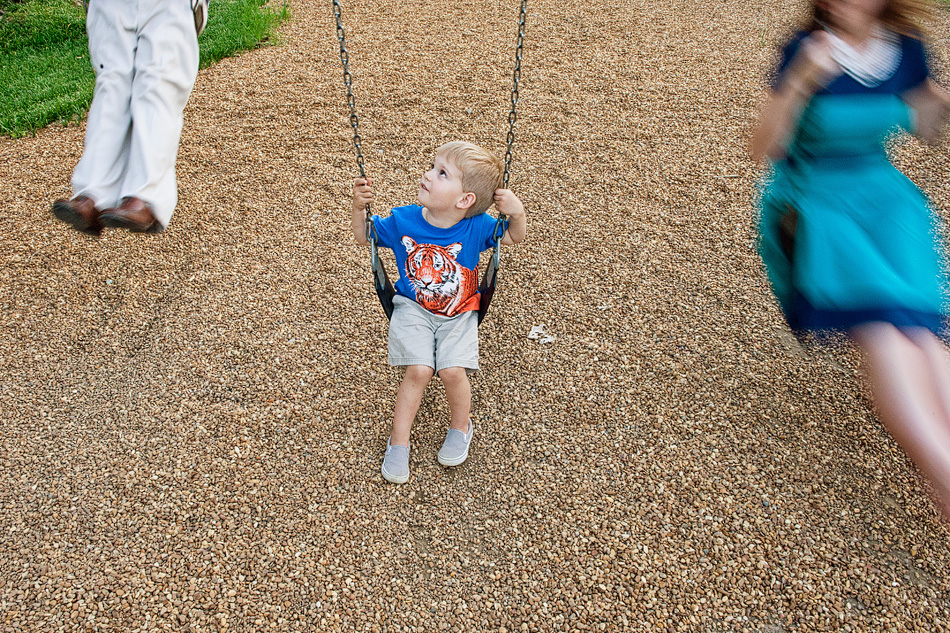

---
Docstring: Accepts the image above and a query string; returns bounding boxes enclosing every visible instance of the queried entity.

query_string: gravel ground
[2,0,950,631]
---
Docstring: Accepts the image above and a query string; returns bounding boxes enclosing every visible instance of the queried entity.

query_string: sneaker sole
[437,446,470,467]
[381,464,409,484]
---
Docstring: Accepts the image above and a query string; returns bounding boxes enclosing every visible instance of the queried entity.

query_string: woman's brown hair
[808,0,936,36]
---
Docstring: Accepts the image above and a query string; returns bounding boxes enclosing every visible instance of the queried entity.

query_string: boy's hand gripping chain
[333,0,396,320]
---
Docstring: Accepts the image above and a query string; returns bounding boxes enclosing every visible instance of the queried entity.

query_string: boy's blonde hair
[436,141,504,217]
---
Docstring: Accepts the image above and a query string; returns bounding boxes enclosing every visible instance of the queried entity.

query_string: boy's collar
[421,205,467,229]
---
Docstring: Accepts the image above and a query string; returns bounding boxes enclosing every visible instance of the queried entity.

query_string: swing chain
[334,0,523,245]
[493,0,527,246]
[332,0,374,242]
[503,0,527,192]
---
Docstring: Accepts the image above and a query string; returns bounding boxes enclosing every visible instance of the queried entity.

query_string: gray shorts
[388,295,479,373]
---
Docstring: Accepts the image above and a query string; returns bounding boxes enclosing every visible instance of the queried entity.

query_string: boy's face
[418,154,469,213]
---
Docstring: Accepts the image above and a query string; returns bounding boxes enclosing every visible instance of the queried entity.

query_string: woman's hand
[782,30,841,98]
[904,80,950,144]
[750,31,841,162]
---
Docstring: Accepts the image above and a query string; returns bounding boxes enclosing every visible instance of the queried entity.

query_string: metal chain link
[502,0,527,192]
[332,0,374,242]
[492,0,527,245]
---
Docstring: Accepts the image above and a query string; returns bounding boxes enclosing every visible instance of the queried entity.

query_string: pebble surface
[2,0,950,631]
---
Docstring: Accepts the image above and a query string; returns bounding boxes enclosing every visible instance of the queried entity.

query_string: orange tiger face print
[401,236,478,317]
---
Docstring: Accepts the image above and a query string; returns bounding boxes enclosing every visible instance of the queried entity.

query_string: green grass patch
[0,0,91,136]
[200,0,289,68]
[0,0,289,138]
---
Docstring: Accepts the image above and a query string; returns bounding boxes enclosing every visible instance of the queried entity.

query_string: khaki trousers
[72,0,200,228]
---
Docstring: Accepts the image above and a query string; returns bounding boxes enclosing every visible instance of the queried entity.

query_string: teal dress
[759,31,947,334]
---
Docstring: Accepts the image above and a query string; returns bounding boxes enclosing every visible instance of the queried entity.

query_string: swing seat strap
[368,216,396,320]
[477,215,506,325]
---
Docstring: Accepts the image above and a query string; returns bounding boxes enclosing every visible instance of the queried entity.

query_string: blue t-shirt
[771,30,929,95]
[372,204,505,317]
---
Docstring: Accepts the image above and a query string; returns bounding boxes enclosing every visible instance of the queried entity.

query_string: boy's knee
[405,365,435,382]
[438,366,468,384]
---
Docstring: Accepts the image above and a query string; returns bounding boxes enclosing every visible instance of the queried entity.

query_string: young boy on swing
[350,141,526,484]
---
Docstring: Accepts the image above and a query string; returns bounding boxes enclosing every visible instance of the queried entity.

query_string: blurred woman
[752,0,950,518]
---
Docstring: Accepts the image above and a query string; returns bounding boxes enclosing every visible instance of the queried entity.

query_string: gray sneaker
[437,420,474,466]
[381,438,410,484]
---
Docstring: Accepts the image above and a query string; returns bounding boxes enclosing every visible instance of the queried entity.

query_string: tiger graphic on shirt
[401,236,479,317]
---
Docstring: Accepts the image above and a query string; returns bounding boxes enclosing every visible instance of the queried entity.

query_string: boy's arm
[494,189,526,245]
[351,177,373,246]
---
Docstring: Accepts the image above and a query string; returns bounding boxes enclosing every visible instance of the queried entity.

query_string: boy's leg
[382,364,432,484]
[388,297,438,446]
[437,366,474,466]
[391,364,435,446]
[439,367,472,432]
[433,312,479,467]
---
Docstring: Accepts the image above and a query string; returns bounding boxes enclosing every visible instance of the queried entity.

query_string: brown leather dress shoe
[99,196,163,233]
[51,195,102,236]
